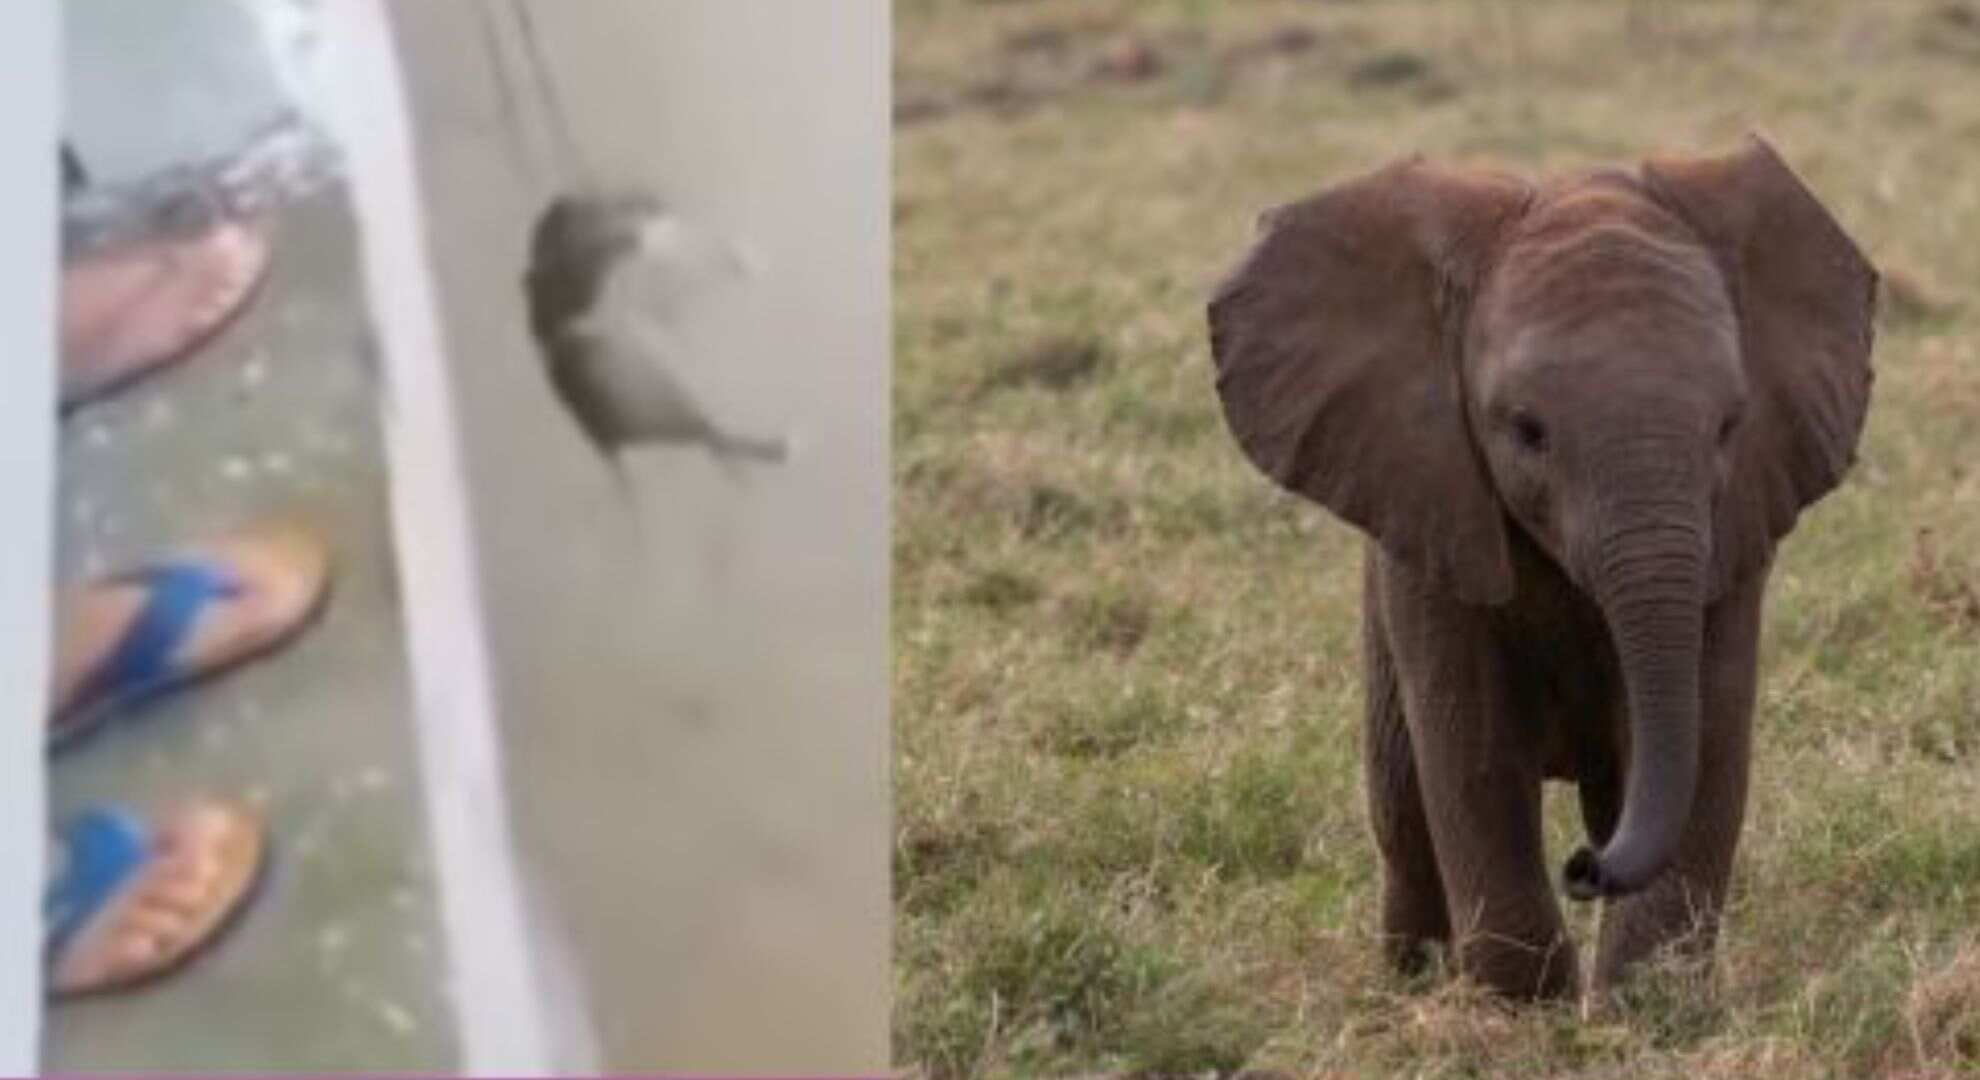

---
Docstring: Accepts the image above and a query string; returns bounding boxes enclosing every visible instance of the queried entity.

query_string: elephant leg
[1377,561,1578,1001]
[1592,568,1766,990]
[1363,570,1448,976]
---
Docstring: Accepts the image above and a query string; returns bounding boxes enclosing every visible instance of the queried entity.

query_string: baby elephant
[1207,135,1877,1000]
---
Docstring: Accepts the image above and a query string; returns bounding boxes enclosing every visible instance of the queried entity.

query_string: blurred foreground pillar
[0,0,56,1068]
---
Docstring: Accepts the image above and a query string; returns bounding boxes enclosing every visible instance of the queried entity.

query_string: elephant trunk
[1563,488,1708,901]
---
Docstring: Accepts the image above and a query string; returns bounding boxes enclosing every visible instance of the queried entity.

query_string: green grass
[894,1,1980,1075]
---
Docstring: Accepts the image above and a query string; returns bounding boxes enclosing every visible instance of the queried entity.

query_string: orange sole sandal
[50,520,332,752]
[44,798,268,998]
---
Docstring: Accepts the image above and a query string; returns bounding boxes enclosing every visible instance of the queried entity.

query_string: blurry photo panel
[36,0,889,1074]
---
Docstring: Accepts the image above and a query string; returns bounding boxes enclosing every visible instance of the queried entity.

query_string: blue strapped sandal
[45,799,267,997]
[49,521,332,752]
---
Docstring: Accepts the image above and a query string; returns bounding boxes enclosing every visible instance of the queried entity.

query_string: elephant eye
[1718,412,1742,447]
[1509,410,1549,453]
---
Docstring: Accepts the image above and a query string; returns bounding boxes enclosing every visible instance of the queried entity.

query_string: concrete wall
[369,3,891,1073]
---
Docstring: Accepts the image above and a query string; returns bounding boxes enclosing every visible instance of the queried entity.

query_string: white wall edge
[314,2,556,1073]
[0,0,57,1069]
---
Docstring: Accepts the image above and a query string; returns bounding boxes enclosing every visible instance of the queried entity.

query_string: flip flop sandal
[50,521,332,752]
[44,799,267,998]
[58,213,272,413]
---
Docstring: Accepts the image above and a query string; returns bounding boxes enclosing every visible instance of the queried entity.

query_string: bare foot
[59,218,271,410]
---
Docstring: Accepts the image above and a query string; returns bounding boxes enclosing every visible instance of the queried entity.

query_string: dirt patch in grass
[1904,940,1980,1070]
[973,336,1110,399]
[1909,526,1980,632]
[1058,585,1154,657]
[952,566,1046,613]
[896,13,1346,126]
[1033,684,1187,759]
[1346,49,1460,101]
[1883,267,1963,328]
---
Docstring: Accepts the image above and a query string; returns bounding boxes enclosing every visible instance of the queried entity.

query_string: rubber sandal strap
[44,807,150,965]
[66,560,244,719]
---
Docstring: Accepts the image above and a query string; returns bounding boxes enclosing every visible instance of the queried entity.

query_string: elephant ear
[1642,135,1879,599]
[1208,157,1532,605]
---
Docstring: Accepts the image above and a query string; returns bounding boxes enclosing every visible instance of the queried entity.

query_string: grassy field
[892,1,1980,1075]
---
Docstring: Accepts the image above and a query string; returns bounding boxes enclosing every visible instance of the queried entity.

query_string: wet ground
[48,188,456,1075]
[48,0,454,1070]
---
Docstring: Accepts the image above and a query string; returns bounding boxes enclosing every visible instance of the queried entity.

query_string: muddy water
[384,3,890,1072]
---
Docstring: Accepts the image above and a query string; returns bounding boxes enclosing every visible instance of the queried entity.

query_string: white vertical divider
[0,0,57,1070]
[313,2,555,1074]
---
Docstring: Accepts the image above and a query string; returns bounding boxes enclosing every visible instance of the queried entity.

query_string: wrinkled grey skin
[1208,135,1876,1000]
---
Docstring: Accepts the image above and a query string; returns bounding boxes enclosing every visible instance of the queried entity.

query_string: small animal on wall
[524,190,789,501]
[1206,134,1877,1000]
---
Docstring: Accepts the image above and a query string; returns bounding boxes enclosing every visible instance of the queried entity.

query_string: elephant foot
[1379,881,1450,980]
[1591,881,1725,993]
[1454,930,1579,1002]
[1587,948,1718,1026]
[1380,930,1443,981]
[1591,927,1720,997]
